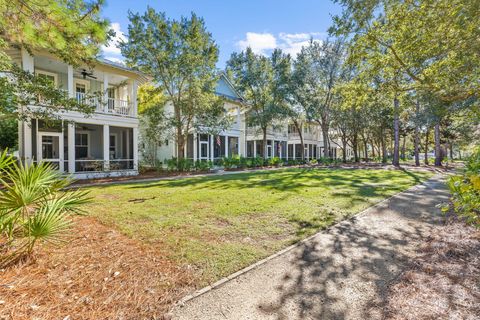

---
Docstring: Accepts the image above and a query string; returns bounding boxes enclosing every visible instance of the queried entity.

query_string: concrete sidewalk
[172,175,449,320]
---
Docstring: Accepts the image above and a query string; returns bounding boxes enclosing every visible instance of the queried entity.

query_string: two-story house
[11,48,145,179]
[152,74,247,163]
[245,121,289,159]
[287,122,323,160]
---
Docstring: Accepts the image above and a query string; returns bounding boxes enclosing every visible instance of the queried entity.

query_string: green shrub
[166,158,177,171]
[195,160,212,172]
[309,159,318,165]
[287,159,298,166]
[318,157,333,165]
[269,156,282,167]
[445,147,480,227]
[255,157,265,167]
[238,156,247,169]
[213,158,224,167]
[223,155,242,169]
[166,158,194,172]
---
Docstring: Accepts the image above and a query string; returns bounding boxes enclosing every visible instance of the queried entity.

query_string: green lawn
[86,168,432,284]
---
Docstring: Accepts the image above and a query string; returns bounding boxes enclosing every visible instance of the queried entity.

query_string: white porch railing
[246,127,288,139]
[75,92,133,117]
[107,98,131,116]
[289,132,316,140]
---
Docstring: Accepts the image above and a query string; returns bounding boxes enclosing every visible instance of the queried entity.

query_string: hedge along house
[10,48,146,179]
[149,74,248,164]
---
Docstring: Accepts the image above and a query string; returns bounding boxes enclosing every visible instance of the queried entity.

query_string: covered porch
[22,119,138,178]
[246,140,288,159]
[184,133,240,164]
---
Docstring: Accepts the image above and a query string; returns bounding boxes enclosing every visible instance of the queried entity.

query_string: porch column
[236,106,241,129]
[193,133,197,161]
[293,144,296,160]
[209,135,214,162]
[67,65,74,98]
[271,140,275,157]
[20,50,34,165]
[68,122,75,173]
[103,73,109,113]
[131,80,138,116]
[184,139,187,159]
[225,135,229,158]
[253,140,257,157]
[286,143,289,160]
[23,120,32,165]
[21,49,34,72]
[133,127,139,171]
[103,124,110,171]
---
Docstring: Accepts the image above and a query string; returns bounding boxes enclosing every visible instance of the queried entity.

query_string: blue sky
[100,0,342,68]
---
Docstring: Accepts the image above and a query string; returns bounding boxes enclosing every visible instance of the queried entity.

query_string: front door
[199,134,209,160]
[37,132,64,171]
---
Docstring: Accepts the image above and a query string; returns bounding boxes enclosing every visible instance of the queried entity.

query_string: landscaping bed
[0,217,194,320]
[382,221,480,319]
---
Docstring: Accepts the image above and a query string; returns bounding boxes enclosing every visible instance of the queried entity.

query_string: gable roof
[215,73,245,104]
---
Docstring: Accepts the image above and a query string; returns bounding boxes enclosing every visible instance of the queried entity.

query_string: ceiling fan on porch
[79,69,97,80]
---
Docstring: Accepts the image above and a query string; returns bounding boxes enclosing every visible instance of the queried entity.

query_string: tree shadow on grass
[255,178,450,320]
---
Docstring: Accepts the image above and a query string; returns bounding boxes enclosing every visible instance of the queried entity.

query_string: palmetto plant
[0,150,90,267]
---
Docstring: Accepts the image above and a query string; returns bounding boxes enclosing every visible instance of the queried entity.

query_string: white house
[147,73,350,164]
[152,74,247,164]
[245,121,289,159]
[246,120,346,161]
[10,48,146,179]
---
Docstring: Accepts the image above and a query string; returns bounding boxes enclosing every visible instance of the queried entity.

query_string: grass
[85,167,433,284]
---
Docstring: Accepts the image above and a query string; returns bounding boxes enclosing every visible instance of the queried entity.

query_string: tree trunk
[401,134,406,161]
[380,130,387,163]
[352,133,359,162]
[321,124,329,158]
[371,142,376,158]
[342,139,347,163]
[392,96,400,166]
[296,122,305,160]
[449,142,453,160]
[363,139,368,162]
[174,104,184,161]
[434,121,442,166]
[414,99,420,166]
[424,127,430,165]
[177,127,184,160]
[262,127,268,159]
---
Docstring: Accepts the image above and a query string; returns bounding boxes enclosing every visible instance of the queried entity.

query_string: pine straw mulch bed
[0,217,196,320]
[382,220,480,320]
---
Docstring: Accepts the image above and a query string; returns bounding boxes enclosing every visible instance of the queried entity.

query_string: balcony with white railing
[107,98,132,116]
[20,50,138,118]
[289,131,317,141]
[74,92,134,117]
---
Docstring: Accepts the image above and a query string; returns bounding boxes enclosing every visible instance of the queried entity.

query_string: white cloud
[101,22,126,60]
[237,32,277,54]
[236,32,324,57]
